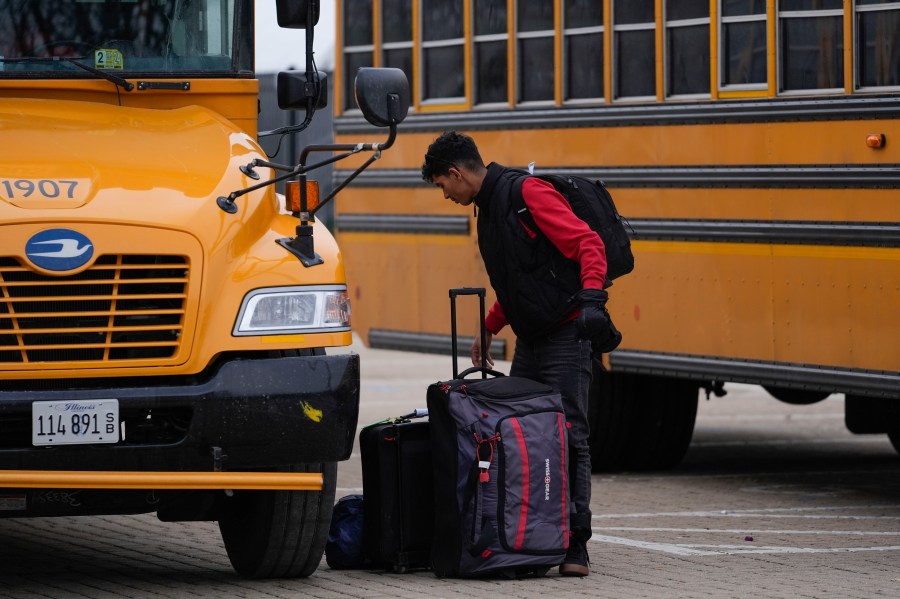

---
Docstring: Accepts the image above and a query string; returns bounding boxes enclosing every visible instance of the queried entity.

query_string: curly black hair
[421,131,485,183]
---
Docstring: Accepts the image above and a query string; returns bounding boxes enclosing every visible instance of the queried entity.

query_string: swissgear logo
[544,458,551,500]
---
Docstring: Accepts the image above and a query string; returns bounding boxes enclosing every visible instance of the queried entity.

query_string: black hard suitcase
[359,410,433,572]
[357,287,492,573]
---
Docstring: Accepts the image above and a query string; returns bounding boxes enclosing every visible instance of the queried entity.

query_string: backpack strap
[510,171,545,240]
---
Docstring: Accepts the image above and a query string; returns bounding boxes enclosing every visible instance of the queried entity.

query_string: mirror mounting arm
[305,124,396,220]
[217,166,303,214]
[249,159,296,173]
[310,150,380,219]
[218,146,369,215]
[240,158,295,180]
[279,124,397,267]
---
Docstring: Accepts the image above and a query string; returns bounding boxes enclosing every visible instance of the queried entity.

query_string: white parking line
[590,533,716,556]
[590,533,900,556]
[591,504,900,556]
[697,412,843,421]
[680,544,900,555]
[594,527,900,537]
[593,504,900,520]
[599,468,900,481]
[690,437,891,447]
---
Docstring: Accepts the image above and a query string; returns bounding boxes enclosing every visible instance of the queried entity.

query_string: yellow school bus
[332,0,900,470]
[0,0,409,578]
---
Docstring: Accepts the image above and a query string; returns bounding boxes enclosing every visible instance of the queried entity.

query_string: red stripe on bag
[511,417,529,551]
[558,413,569,549]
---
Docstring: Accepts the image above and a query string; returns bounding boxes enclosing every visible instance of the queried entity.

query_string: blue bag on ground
[325,494,366,569]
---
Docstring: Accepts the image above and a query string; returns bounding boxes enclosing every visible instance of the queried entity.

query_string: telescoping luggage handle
[449,287,491,380]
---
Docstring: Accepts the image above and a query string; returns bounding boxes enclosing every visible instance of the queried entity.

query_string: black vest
[475,164,582,340]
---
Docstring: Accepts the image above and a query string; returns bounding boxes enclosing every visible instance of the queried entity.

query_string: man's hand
[576,289,622,353]
[470,331,494,368]
[575,289,610,339]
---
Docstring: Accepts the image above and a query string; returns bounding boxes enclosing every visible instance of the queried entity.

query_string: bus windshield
[0,0,249,77]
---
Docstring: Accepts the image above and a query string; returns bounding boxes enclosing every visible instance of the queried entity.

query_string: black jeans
[509,321,594,538]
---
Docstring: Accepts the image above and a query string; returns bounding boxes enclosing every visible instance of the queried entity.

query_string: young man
[421,131,620,577]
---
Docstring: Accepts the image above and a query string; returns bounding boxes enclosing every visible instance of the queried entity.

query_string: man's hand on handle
[470,331,494,368]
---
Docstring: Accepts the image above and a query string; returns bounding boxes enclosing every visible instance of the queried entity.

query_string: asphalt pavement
[0,338,898,598]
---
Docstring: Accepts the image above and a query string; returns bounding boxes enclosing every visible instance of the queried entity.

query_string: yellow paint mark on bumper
[301,401,323,423]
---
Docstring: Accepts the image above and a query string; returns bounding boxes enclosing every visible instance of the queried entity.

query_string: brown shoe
[559,538,590,577]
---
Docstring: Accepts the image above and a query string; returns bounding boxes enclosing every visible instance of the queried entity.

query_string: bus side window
[473,0,508,105]
[778,0,844,92]
[342,0,374,111]
[720,0,767,89]
[855,0,900,89]
[516,1,554,104]
[381,0,414,103]
[422,0,465,103]
[613,0,656,100]
[665,0,710,98]
[563,0,604,103]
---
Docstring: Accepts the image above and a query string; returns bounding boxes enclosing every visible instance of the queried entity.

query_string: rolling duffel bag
[427,288,570,578]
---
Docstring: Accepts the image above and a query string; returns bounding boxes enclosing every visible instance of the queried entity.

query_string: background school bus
[330,0,900,471]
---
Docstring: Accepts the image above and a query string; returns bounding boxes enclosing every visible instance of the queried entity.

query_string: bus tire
[587,366,636,471]
[218,462,337,579]
[626,376,699,470]
[763,386,830,405]
[589,370,699,472]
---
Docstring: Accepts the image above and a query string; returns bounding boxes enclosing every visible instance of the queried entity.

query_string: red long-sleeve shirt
[484,177,607,334]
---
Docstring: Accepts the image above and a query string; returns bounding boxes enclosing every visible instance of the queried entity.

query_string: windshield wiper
[0,56,134,92]
[63,56,134,92]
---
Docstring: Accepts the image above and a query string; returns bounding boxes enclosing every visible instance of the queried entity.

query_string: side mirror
[277,71,328,110]
[354,67,410,128]
[276,0,320,29]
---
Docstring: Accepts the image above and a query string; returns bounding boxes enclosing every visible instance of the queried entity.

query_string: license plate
[32,399,119,446]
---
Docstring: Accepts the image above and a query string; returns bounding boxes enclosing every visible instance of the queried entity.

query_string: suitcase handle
[449,288,487,379]
[396,408,429,420]
[457,366,505,379]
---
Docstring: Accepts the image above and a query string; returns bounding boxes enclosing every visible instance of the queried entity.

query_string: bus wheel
[218,462,337,578]
[763,386,830,405]
[588,369,699,471]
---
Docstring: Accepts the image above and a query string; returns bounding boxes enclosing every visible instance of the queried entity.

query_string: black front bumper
[0,353,360,471]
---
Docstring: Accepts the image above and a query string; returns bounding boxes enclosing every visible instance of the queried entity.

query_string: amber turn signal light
[865,134,886,149]
[285,180,320,213]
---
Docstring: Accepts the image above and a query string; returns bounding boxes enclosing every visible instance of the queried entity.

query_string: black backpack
[512,173,635,282]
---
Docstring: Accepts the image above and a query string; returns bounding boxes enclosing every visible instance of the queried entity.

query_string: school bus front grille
[0,255,188,364]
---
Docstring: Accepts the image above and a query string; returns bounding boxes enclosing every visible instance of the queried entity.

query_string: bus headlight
[233,285,351,336]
